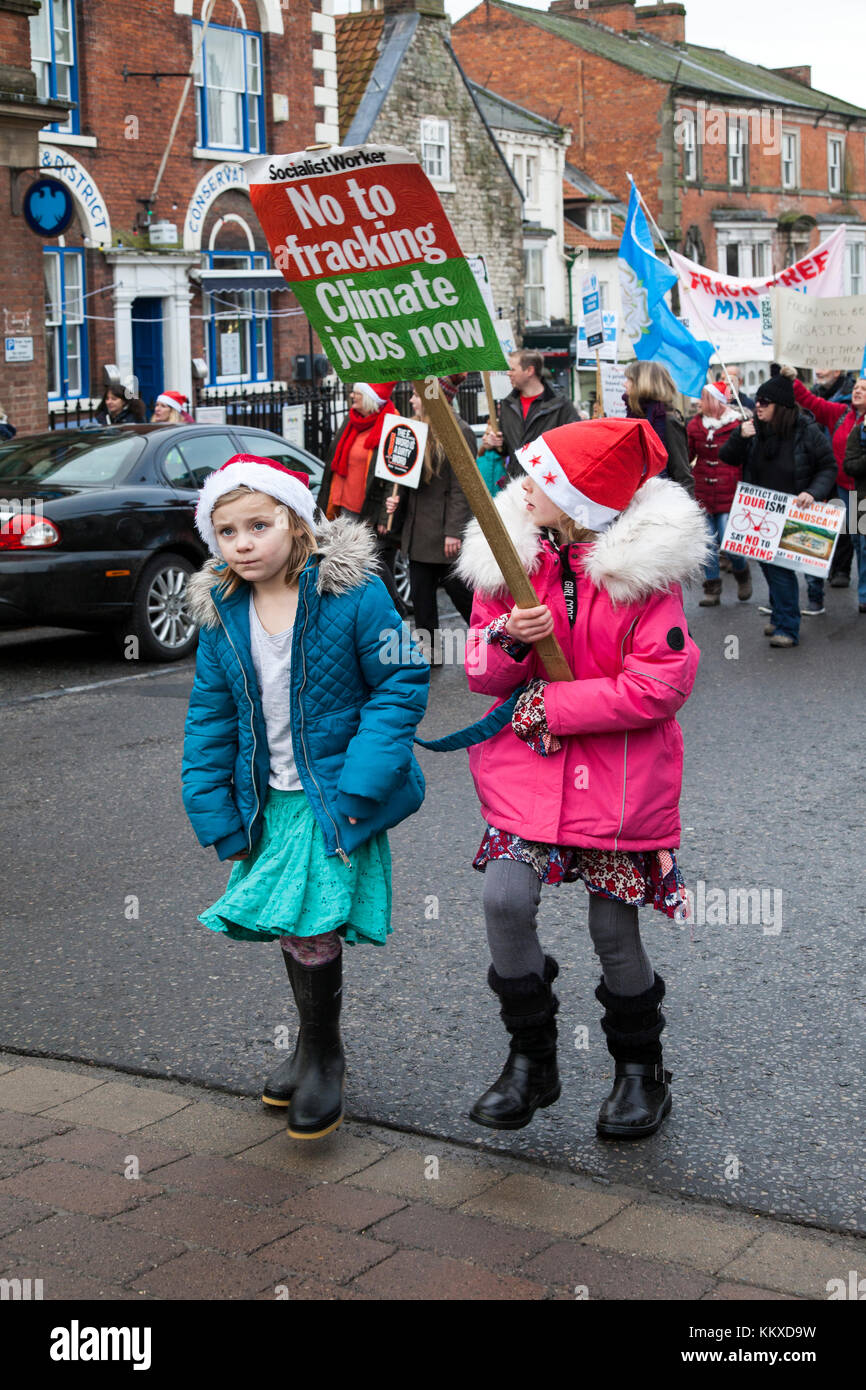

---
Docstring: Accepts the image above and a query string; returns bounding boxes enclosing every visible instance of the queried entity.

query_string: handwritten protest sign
[721,482,844,578]
[374,415,428,491]
[601,363,628,418]
[670,227,846,362]
[246,146,508,380]
[771,288,866,373]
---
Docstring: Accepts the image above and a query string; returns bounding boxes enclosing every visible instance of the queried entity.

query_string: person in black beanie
[720,376,836,647]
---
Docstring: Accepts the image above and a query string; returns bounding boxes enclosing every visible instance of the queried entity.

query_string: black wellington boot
[470,956,561,1130]
[285,952,346,1141]
[594,973,672,1140]
[262,947,302,1109]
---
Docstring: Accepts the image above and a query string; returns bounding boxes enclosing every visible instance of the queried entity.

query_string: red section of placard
[249,163,463,280]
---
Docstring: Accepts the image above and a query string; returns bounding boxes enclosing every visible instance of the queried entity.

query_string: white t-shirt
[248,594,304,792]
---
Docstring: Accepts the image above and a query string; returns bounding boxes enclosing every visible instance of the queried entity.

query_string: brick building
[453,1,866,355]
[335,0,523,331]
[1,0,336,436]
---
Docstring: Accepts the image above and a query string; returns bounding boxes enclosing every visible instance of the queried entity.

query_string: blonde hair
[412,395,448,483]
[555,516,598,545]
[211,485,317,597]
[625,360,677,413]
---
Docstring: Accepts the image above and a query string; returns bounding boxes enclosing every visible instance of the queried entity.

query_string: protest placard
[601,364,628,418]
[577,312,617,364]
[581,274,604,349]
[670,227,846,361]
[246,146,508,381]
[721,482,844,578]
[374,415,428,491]
[281,404,305,448]
[247,143,571,680]
[771,288,866,373]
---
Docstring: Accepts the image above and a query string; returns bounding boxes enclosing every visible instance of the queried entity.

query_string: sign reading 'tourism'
[246,145,508,381]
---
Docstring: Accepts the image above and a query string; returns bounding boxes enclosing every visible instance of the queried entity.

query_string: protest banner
[670,227,847,362]
[577,312,617,364]
[771,288,866,373]
[721,482,844,578]
[247,143,571,680]
[601,363,628,418]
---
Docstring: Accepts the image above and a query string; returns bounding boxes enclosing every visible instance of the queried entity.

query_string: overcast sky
[441,0,865,109]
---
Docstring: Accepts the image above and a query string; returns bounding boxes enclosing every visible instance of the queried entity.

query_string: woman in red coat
[686,384,752,605]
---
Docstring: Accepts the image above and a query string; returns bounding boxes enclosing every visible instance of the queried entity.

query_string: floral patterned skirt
[473,825,687,921]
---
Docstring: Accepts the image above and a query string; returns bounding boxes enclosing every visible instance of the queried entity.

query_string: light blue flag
[619,182,715,399]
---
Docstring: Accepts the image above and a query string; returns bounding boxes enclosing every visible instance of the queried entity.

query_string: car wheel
[393,551,413,611]
[127,553,198,662]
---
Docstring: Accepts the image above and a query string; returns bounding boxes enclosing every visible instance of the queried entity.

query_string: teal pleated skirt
[198,788,392,946]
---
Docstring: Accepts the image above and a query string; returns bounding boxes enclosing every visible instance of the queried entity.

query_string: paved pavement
[1,1053,861,1302]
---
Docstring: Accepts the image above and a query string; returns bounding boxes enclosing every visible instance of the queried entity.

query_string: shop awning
[198,269,290,293]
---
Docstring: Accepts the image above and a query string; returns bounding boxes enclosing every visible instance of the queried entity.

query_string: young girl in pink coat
[454,417,709,1139]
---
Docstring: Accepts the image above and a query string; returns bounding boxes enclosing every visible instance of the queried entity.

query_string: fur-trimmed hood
[185,514,380,629]
[456,476,711,606]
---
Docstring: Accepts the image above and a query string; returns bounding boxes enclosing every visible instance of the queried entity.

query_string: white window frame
[781,129,799,190]
[827,135,844,195]
[846,236,865,296]
[716,225,774,280]
[420,118,450,184]
[728,118,746,187]
[523,244,546,325]
[681,111,697,182]
[588,205,612,238]
[524,154,538,204]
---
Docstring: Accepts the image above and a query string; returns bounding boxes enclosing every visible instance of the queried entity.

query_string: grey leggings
[482,857,654,996]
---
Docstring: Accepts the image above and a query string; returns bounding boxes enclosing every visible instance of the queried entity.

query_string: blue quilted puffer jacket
[182,517,429,863]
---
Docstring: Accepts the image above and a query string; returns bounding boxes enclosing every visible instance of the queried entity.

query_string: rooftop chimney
[548,1,637,31]
[771,65,812,88]
[636,3,686,44]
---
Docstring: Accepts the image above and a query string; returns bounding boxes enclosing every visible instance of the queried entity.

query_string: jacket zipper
[613,617,640,850]
[297,574,351,867]
[215,607,260,857]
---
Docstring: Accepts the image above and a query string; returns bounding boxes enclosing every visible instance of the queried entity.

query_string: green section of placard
[290,255,508,381]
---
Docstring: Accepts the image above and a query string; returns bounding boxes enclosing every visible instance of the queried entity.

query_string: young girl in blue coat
[182,454,428,1140]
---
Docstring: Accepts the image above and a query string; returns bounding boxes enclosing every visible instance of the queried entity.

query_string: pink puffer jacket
[456,478,709,851]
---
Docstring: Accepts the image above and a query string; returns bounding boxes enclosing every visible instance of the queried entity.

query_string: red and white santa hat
[516,418,669,531]
[156,390,189,413]
[353,381,395,410]
[195,454,317,555]
[703,382,729,406]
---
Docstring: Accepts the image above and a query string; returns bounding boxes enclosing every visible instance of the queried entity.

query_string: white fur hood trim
[186,514,379,629]
[457,476,711,605]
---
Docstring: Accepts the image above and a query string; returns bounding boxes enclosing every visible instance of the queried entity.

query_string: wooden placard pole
[385,481,399,532]
[595,350,603,418]
[482,370,499,427]
[415,379,574,683]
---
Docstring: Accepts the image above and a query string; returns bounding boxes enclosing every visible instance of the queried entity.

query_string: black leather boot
[470,956,561,1130]
[285,952,346,1140]
[594,973,672,1140]
[262,948,302,1109]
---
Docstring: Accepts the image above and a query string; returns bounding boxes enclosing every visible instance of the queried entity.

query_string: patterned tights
[279,932,342,966]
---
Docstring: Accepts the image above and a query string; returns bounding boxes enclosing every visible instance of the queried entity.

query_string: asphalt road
[1,580,864,1236]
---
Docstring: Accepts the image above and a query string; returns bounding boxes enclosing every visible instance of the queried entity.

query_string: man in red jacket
[780,366,866,614]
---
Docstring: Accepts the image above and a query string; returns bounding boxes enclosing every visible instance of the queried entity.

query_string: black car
[0,424,326,661]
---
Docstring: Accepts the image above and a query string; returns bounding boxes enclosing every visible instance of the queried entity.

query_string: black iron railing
[47,375,489,455]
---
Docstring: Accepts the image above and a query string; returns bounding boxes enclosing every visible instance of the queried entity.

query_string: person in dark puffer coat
[720,376,836,648]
